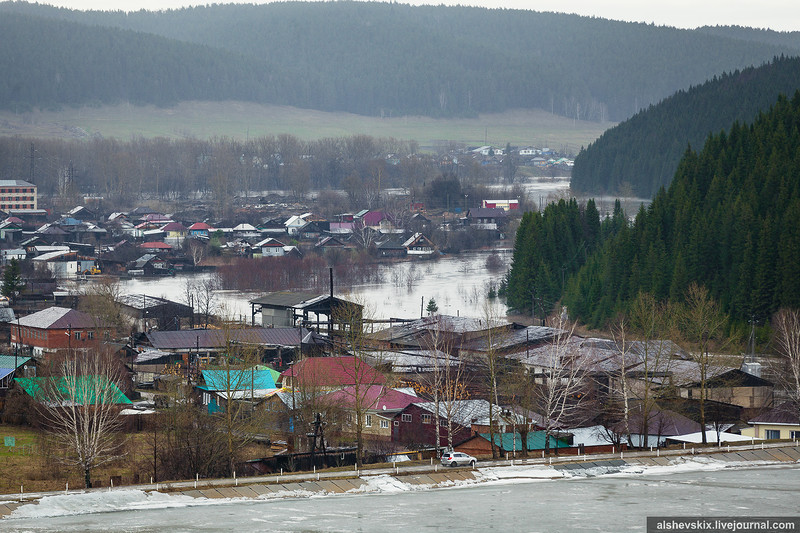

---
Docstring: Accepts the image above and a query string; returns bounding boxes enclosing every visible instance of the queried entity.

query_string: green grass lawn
[0,425,38,458]
[0,101,612,153]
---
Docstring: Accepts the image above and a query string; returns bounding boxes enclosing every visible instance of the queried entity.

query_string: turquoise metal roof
[480,431,569,452]
[0,355,32,370]
[201,368,276,391]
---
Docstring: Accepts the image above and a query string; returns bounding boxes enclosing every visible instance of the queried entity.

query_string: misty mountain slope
[0,1,795,121]
[0,12,289,111]
[697,25,800,50]
[571,55,800,198]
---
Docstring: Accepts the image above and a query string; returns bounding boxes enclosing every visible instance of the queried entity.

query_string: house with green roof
[456,431,569,458]
[15,376,131,406]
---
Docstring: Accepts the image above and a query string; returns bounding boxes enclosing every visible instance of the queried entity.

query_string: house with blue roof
[197,367,278,414]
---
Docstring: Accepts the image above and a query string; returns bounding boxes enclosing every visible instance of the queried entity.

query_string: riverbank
[2,441,798,520]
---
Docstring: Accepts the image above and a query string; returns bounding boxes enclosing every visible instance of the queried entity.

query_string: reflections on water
[111,249,511,322]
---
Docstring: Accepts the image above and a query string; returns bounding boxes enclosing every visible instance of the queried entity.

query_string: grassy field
[0,101,612,153]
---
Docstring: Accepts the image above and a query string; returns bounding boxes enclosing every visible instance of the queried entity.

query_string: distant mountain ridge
[0,1,797,121]
[571,55,800,198]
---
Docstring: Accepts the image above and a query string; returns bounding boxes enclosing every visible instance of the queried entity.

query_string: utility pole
[29,143,35,183]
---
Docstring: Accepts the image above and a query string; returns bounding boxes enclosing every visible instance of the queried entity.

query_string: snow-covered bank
[6,455,795,522]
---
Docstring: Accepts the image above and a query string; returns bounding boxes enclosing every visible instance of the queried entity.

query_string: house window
[380,420,389,429]
[87,331,94,340]
[365,414,372,427]
[440,419,447,427]
[765,429,781,440]
[791,431,800,440]
[393,421,399,426]
[74,332,82,340]
[402,414,412,423]
[421,414,432,424]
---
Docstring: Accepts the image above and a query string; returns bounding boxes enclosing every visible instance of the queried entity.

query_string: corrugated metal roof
[250,291,322,307]
[281,356,385,387]
[118,293,190,311]
[147,327,307,350]
[0,355,32,369]
[15,376,131,405]
[202,368,276,391]
[480,431,569,451]
[17,307,100,329]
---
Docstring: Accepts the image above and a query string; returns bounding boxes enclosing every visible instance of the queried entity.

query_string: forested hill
[697,25,800,49]
[0,12,283,109]
[571,56,800,198]
[562,92,800,328]
[0,1,796,121]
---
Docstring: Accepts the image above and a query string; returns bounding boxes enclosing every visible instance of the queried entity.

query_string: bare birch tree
[332,298,387,467]
[208,323,273,476]
[679,283,730,444]
[35,350,128,488]
[428,317,472,451]
[533,311,589,455]
[620,292,678,448]
[772,307,800,413]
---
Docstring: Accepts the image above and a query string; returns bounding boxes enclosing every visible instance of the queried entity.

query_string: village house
[402,233,437,256]
[196,367,278,414]
[141,327,309,369]
[679,368,774,412]
[160,222,188,245]
[741,402,800,440]
[188,222,214,239]
[319,384,419,442]
[456,431,569,458]
[465,207,508,231]
[128,254,172,276]
[11,306,113,357]
[252,237,299,258]
[117,294,194,332]
[280,356,386,391]
[31,250,98,279]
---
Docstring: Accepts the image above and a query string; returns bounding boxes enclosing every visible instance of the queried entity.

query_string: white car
[441,451,477,467]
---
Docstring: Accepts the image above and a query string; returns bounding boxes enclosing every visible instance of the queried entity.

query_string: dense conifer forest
[507,92,800,329]
[0,1,796,122]
[571,56,800,198]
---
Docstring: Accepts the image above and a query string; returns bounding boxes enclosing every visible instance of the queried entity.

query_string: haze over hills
[571,55,800,198]
[0,1,798,125]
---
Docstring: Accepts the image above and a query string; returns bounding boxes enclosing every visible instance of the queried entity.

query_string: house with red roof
[188,222,215,239]
[280,356,386,391]
[160,222,188,245]
[320,385,419,441]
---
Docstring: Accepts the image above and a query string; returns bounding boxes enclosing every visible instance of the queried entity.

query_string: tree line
[0,133,526,217]
[557,92,800,329]
[0,2,795,122]
[571,55,800,198]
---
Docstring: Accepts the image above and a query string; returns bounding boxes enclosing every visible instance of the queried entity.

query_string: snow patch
[8,489,226,519]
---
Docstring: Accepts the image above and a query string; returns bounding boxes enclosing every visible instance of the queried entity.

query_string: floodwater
[111,248,512,323]
[4,462,798,532]
[75,176,646,323]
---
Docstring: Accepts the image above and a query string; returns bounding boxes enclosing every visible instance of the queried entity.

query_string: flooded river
[108,249,511,323]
